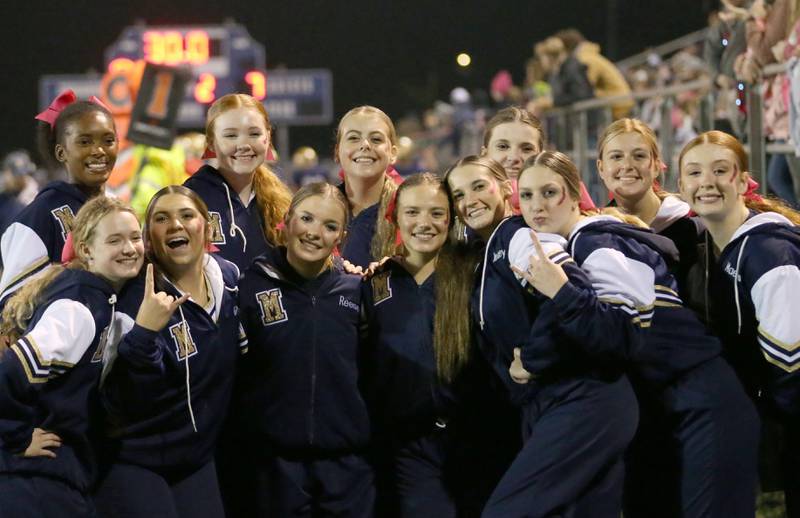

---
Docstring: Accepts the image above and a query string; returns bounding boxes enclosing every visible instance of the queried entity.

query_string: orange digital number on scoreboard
[143,30,211,65]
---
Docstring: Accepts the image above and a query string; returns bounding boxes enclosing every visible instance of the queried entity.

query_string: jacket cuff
[117,324,163,367]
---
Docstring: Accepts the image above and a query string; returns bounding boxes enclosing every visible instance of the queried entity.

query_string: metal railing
[542,60,795,196]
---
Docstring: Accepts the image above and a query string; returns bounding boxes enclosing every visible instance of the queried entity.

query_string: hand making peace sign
[510,230,569,300]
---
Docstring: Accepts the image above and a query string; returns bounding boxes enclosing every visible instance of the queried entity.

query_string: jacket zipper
[309,294,317,446]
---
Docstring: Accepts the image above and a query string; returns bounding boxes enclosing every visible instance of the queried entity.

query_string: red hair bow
[35,90,77,128]
[578,182,597,211]
[61,232,77,265]
[744,177,763,203]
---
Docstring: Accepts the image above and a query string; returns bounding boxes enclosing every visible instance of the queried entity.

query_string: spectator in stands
[556,28,634,119]
[289,146,330,191]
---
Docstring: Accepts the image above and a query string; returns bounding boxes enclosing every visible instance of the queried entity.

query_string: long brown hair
[335,105,401,261]
[679,130,800,225]
[0,197,138,345]
[205,94,292,245]
[432,156,512,382]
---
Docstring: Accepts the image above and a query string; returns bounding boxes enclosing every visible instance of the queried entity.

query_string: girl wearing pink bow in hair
[0,90,118,309]
[679,130,800,517]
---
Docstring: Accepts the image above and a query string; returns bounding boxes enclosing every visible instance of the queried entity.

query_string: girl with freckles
[438,156,638,518]
[678,130,800,516]
[512,150,759,518]
[184,94,292,272]
[237,182,374,518]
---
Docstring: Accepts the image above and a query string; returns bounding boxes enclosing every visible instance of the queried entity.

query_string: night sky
[1,0,715,159]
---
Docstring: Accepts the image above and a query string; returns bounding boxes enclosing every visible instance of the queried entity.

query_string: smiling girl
[513,150,759,518]
[335,106,403,268]
[94,186,246,518]
[0,90,118,307]
[0,196,143,517]
[679,130,800,514]
[597,118,703,302]
[238,182,373,517]
[184,94,292,271]
[481,106,544,211]
[437,156,637,518]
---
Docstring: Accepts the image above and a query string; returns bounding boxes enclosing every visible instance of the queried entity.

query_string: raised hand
[23,428,62,458]
[509,348,533,385]
[511,230,568,299]
[135,264,191,331]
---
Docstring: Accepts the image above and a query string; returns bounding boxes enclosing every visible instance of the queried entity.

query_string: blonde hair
[0,196,137,345]
[597,118,672,201]
[335,105,401,261]
[206,94,292,245]
[282,182,349,270]
[679,131,800,225]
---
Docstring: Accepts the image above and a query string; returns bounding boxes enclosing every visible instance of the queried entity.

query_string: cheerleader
[596,118,703,306]
[440,156,638,518]
[238,182,373,517]
[480,106,544,211]
[0,90,118,306]
[335,106,403,268]
[678,130,800,516]
[0,196,143,517]
[514,150,759,517]
[93,186,246,518]
[184,93,292,271]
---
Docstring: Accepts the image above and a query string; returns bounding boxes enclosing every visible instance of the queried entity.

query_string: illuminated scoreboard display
[104,23,266,127]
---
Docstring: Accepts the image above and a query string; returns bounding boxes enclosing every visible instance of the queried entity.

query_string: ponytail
[370,174,401,260]
[252,164,293,245]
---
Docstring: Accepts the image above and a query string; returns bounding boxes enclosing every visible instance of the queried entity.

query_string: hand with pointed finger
[23,428,62,458]
[510,230,568,299]
[135,264,191,331]
[509,348,533,384]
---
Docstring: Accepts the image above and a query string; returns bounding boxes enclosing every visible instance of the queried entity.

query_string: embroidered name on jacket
[256,288,288,325]
[339,296,359,312]
[170,321,198,360]
[724,262,742,282]
[51,205,76,241]
[493,249,506,263]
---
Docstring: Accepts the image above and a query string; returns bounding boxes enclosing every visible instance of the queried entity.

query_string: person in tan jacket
[557,28,634,119]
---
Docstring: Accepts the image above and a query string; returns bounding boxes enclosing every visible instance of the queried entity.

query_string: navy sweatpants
[255,453,374,517]
[393,430,457,518]
[482,375,638,518]
[0,473,96,518]
[92,460,224,518]
[624,357,760,518]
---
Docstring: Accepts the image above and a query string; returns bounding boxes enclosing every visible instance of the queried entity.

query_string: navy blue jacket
[184,165,272,271]
[0,269,117,492]
[101,254,246,472]
[362,260,456,436]
[473,216,616,406]
[0,182,89,306]
[550,216,721,387]
[710,212,800,418]
[238,247,370,454]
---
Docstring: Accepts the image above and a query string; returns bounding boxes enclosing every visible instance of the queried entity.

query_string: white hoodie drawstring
[734,235,749,335]
[177,305,198,433]
[222,182,247,253]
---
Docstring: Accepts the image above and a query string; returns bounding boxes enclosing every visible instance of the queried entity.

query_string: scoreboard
[102,22,266,127]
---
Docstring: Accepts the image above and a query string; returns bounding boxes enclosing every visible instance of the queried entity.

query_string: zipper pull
[311,295,316,306]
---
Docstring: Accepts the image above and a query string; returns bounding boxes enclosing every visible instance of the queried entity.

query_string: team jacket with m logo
[238,247,370,453]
